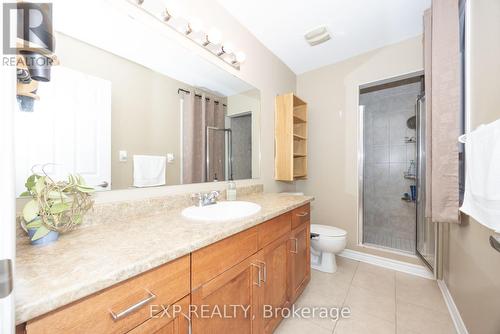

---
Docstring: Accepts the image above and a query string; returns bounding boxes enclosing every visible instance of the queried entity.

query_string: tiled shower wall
[361,81,422,253]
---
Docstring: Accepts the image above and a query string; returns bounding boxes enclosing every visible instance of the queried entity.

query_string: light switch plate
[119,150,127,162]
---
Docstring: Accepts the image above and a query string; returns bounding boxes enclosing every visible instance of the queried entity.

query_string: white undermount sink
[181,201,262,222]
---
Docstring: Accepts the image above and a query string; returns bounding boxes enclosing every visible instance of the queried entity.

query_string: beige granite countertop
[15,192,313,324]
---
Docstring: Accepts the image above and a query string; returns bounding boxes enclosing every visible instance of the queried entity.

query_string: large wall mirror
[14,0,260,195]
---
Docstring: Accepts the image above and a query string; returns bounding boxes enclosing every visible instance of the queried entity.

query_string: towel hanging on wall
[460,119,500,232]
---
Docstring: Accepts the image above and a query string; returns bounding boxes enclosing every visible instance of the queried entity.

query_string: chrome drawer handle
[290,238,298,254]
[250,263,262,287]
[109,289,156,321]
[255,261,267,283]
[296,212,309,217]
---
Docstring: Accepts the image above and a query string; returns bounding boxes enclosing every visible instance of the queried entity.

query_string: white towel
[460,119,500,232]
[133,155,166,187]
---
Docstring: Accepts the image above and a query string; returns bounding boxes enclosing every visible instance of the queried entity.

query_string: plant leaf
[76,185,94,193]
[34,176,46,194]
[25,174,37,191]
[26,219,42,229]
[31,225,50,241]
[19,191,31,197]
[22,200,39,222]
[73,214,82,225]
[50,202,70,214]
[47,191,68,200]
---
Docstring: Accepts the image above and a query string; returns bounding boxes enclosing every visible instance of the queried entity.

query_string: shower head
[406,116,416,129]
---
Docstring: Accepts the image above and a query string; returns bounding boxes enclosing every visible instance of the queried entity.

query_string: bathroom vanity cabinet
[191,207,311,334]
[21,204,311,334]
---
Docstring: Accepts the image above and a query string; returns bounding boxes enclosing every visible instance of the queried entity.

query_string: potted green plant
[20,173,94,245]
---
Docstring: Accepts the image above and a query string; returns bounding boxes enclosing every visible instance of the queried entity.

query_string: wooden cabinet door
[191,255,262,334]
[256,234,291,334]
[128,296,190,334]
[288,222,310,302]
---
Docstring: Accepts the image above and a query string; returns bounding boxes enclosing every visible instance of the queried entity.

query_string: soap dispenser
[226,179,237,201]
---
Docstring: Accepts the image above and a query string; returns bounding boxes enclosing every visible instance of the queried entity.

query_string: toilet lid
[311,224,347,237]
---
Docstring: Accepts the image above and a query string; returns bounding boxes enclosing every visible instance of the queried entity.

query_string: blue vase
[27,228,59,246]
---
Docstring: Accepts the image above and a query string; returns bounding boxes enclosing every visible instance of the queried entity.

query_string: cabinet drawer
[291,204,310,229]
[127,295,190,334]
[257,212,291,249]
[26,256,190,334]
[192,227,258,290]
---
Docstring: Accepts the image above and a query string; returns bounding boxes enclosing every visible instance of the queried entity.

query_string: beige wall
[296,36,424,263]
[56,32,189,189]
[444,1,500,333]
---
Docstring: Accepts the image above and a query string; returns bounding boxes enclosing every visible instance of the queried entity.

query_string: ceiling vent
[304,26,331,46]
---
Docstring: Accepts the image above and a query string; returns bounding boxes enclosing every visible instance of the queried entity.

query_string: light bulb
[188,18,203,33]
[207,28,222,45]
[176,23,189,34]
[235,51,246,63]
[222,42,234,55]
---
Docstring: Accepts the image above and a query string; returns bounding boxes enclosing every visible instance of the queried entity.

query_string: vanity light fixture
[186,18,203,35]
[161,8,172,22]
[203,28,222,46]
[129,0,246,69]
[217,42,234,56]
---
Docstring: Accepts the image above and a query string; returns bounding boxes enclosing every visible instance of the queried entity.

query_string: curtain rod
[178,88,227,107]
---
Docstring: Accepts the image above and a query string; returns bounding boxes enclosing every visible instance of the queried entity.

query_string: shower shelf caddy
[275,93,308,181]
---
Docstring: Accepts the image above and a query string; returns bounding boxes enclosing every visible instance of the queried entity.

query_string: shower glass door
[416,95,435,270]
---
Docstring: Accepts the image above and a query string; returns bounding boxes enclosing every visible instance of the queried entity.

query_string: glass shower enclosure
[360,75,436,272]
[416,95,435,270]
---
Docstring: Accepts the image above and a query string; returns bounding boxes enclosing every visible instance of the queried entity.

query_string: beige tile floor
[275,257,456,334]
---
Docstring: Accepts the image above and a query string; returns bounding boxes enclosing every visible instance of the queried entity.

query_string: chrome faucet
[191,190,221,207]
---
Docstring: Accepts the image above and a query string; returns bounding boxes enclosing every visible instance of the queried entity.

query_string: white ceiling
[217,0,431,74]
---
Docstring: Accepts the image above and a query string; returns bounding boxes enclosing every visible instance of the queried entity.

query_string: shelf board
[293,174,307,179]
[293,134,307,140]
[293,115,307,124]
[293,154,307,158]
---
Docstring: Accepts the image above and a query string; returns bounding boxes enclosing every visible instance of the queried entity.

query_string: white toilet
[310,224,347,273]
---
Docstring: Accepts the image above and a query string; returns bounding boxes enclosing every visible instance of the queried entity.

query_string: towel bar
[490,236,500,253]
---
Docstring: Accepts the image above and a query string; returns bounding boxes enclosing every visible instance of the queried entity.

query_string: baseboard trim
[437,280,469,334]
[338,249,434,279]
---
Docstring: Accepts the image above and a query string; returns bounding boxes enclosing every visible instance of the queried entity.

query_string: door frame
[356,70,424,256]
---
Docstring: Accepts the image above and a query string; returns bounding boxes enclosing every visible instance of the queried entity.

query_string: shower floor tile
[363,230,415,253]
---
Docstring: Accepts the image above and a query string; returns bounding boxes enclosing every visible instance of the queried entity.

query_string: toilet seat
[311,224,347,237]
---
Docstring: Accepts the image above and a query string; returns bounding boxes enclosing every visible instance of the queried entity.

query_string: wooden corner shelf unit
[275,93,308,181]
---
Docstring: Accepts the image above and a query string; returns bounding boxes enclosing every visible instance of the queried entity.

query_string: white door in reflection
[15,66,111,195]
